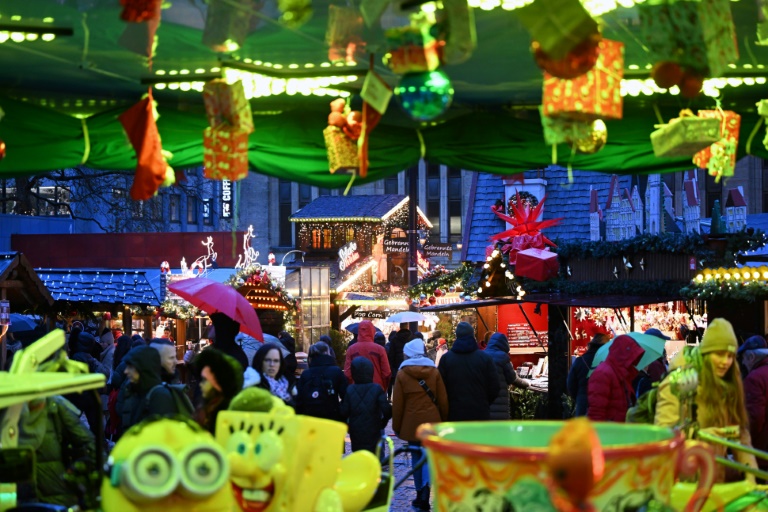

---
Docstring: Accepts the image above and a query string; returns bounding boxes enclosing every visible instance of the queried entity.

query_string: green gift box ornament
[515,0,599,61]
[650,110,721,158]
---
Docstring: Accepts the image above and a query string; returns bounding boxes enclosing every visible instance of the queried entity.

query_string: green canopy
[0,0,766,186]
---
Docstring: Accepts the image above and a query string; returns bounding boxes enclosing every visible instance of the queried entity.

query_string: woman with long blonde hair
[655,318,758,483]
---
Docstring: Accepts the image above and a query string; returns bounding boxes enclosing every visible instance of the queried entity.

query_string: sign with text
[352,310,388,319]
[338,241,361,272]
[424,243,453,258]
[384,238,409,253]
[221,180,233,219]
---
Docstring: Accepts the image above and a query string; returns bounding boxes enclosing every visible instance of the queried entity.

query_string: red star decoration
[490,191,563,247]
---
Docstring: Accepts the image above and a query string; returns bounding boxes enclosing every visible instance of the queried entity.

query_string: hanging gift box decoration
[119,89,175,201]
[542,39,624,121]
[202,80,254,134]
[383,25,444,75]
[326,5,364,64]
[358,69,393,178]
[638,0,738,78]
[515,0,599,61]
[440,0,477,65]
[120,0,162,23]
[323,99,360,173]
[692,109,741,182]
[203,127,250,181]
[533,34,601,80]
[202,0,258,52]
[650,110,722,157]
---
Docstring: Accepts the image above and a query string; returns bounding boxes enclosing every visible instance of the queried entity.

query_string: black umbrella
[345,322,383,336]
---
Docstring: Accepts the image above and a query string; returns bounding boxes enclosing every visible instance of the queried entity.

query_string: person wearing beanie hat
[738,335,767,379]
[655,318,758,482]
[194,348,244,433]
[438,322,499,421]
[392,337,448,511]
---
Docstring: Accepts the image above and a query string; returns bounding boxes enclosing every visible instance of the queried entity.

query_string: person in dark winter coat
[193,349,244,433]
[392,339,448,512]
[17,396,95,507]
[66,331,110,437]
[296,341,348,422]
[588,334,645,422]
[344,320,391,391]
[341,356,392,454]
[743,347,768,471]
[245,343,297,406]
[438,322,500,421]
[567,332,610,417]
[117,346,180,433]
[387,328,410,398]
[278,331,298,379]
[150,338,181,384]
[373,331,387,349]
[739,335,768,378]
[485,333,529,420]
[209,312,249,371]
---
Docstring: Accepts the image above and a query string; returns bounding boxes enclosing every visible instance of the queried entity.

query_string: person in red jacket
[587,334,645,422]
[743,345,768,471]
[344,320,392,391]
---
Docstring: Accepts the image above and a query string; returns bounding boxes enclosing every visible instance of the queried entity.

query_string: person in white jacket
[434,338,449,367]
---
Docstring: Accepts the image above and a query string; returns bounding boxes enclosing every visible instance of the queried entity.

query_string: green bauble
[394,69,454,122]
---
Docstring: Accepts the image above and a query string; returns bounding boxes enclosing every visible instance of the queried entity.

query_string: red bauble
[680,72,704,99]
[103,312,112,320]
[651,61,684,89]
[428,296,437,305]
[533,34,601,79]
[0,140,5,161]
[434,288,443,297]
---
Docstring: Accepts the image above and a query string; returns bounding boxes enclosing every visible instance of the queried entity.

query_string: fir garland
[160,300,200,319]
[507,191,538,216]
[408,262,474,299]
[681,280,768,303]
[225,264,298,311]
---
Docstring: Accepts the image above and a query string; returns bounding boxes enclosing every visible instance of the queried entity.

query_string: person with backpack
[587,334,645,422]
[567,333,610,417]
[296,341,348,422]
[655,318,758,483]
[341,356,392,454]
[392,339,448,512]
[193,348,244,433]
[486,332,530,420]
[118,345,192,433]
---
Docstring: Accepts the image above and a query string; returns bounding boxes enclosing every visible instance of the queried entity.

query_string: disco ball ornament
[573,119,607,154]
[394,69,454,122]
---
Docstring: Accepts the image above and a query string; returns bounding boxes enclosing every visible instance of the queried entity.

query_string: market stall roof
[290,194,430,225]
[37,268,160,307]
[0,0,766,186]
[523,293,685,308]
[0,252,54,309]
[419,297,528,312]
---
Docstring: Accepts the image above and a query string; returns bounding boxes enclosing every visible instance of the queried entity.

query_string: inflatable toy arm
[314,488,344,512]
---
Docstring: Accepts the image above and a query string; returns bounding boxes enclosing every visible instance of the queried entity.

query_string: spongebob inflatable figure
[101,417,234,512]
[217,388,380,512]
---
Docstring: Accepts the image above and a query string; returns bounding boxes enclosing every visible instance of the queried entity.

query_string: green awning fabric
[2,95,765,187]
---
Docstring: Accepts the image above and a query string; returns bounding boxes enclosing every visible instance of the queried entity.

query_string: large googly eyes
[254,431,283,473]
[120,447,179,502]
[178,444,229,499]
[226,431,251,458]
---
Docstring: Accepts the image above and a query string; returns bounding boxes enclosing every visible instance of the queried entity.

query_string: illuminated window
[311,229,322,248]
[170,194,181,223]
[346,226,355,242]
[323,228,332,249]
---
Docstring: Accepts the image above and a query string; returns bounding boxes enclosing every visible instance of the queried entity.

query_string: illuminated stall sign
[424,243,453,258]
[352,310,387,319]
[221,180,232,219]
[384,238,409,253]
[338,241,361,272]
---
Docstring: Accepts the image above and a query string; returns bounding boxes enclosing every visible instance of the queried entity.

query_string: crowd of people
[12,313,768,509]
[567,318,768,483]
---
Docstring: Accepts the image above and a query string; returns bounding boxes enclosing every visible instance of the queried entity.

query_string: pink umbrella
[168,277,264,341]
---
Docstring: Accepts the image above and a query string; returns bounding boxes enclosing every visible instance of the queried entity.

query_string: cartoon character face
[101,418,233,512]
[217,403,351,512]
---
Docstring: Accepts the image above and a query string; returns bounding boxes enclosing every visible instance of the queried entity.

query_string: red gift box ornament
[202,79,254,134]
[516,248,560,282]
[692,109,741,183]
[119,89,175,201]
[120,0,161,23]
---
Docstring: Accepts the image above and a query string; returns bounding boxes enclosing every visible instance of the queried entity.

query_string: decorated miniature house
[725,187,748,233]
[682,170,701,234]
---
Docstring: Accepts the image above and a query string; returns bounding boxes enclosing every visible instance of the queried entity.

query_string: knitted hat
[700,318,738,355]
[194,349,244,399]
[437,338,447,347]
[404,339,426,358]
[738,335,768,356]
[455,322,474,339]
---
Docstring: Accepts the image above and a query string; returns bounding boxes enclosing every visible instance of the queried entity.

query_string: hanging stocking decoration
[119,88,174,201]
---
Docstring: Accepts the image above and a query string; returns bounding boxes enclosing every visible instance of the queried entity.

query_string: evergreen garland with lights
[225,264,298,311]
[476,244,526,300]
[159,300,200,319]
[506,191,538,216]
[407,263,474,299]
[682,265,768,302]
